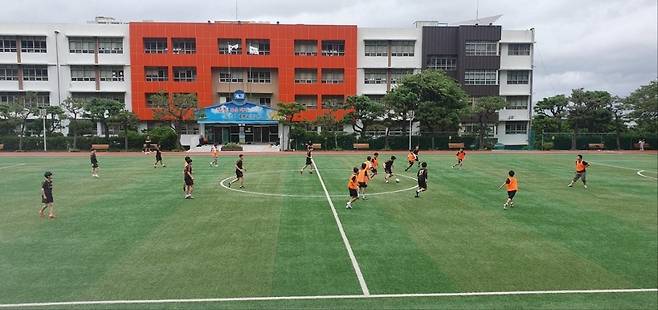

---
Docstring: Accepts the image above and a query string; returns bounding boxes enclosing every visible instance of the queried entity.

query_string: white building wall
[0,23,131,117]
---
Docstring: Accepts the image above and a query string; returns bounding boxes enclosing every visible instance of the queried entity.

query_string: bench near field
[353,143,370,150]
[633,143,651,149]
[91,144,110,151]
[311,143,322,150]
[448,143,465,150]
[588,143,605,150]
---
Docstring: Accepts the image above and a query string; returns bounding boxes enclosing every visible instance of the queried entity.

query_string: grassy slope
[0,152,656,309]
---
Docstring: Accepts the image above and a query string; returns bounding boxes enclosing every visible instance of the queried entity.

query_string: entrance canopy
[198,90,279,125]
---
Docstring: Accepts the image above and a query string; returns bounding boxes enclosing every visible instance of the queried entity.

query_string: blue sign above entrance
[198,90,279,124]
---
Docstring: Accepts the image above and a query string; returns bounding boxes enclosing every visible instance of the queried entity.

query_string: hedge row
[538,134,657,150]
[290,132,480,150]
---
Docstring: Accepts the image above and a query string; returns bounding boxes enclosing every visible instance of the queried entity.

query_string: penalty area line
[0,163,26,170]
[1,288,655,308]
[311,158,370,296]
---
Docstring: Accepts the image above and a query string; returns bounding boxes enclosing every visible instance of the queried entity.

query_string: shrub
[221,143,243,151]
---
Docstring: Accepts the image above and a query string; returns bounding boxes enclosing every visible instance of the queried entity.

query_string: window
[322,95,344,109]
[0,92,50,107]
[70,66,96,81]
[145,67,168,81]
[99,67,124,81]
[364,94,384,103]
[294,40,317,56]
[172,38,196,54]
[69,37,96,53]
[364,69,387,84]
[322,40,344,56]
[247,70,271,83]
[464,70,497,85]
[23,65,48,81]
[144,38,167,54]
[179,122,200,135]
[391,40,414,56]
[21,36,47,53]
[0,37,17,52]
[71,92,125,103]
[505,121,528,134]
[246,39,270,55]
[259,97,272,107]
[390,69,413,84]
[508,43,531,56]
[364,40,387,56]
[427,56,457,71]
[0,65,18,80]
[98,37,123,54]
[219,39,241,54]
[219,69,243,83]
[173,67,196,82]
[465,41,497,56]
[506,96,528,110]
[295,95,317,108]
[145,92,168,108]
[507,70,529,85]
[321,69,344,84]
[294,68,317,83]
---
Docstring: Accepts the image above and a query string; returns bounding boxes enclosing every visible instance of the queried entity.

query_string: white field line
[591,161,657,180]
[311,158,370,296]
[0,163,26,170]
[1,288,656,308]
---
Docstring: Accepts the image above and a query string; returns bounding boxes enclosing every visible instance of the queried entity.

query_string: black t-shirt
[42,179,52,196]
[236,159,243,170]
[413,149,419,156]
[184,164,192,176]
[384,160,393,170]
[90,154,97,164]
[306,150,312,158]
[155,150,162,158]
[417,168,428,180]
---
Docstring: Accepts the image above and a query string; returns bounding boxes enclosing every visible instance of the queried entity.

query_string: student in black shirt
[415,162,428,198]
[384,156,397,184]
[229,154,246,188]
[90,149,99,178]
[153,145,166,168]
[39,171,55,219]
[300,148,314,174]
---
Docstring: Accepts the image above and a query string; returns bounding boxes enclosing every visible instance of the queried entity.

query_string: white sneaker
[584,185,588,189]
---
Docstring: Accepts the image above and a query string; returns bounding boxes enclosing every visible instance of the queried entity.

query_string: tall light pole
[408,111,414,150]
[41,108,47,151]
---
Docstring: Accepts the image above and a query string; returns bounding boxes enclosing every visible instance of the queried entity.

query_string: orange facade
[129,22,357,122]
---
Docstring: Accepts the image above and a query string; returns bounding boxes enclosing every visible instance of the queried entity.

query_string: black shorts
[385,168,392,174]
[358,182,367,188]
[370,168,378,174]
[349,188,358,198]
[508,190,517,199]
[156,155,162,161]
[185,177,194,186]
[418,179,427,189]
[306,158,312,165]
[91,163,98,168]
[42,195,53,204]
[235,170,244,178]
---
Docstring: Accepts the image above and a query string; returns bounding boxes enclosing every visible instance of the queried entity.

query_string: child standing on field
[90,149,99,178]
[210,144,219,167]
[39,171,55,219]
[154,145,166,168]
[498,170,518,210]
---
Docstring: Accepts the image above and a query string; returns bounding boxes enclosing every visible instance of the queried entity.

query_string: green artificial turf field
[0,152,656,309]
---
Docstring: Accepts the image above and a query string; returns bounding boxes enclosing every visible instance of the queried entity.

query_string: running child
[346,167,360,209]
[183,156,194,199]
[357,162,370,199]
[154,145,166,168]
[369,152,379,179]
[229,154,246,188]
[404,150,417,171]
[209,144,219,167]
[384,156,397,183]
[415,162,428,198]
[39,171,55,219]
[568,154,590,189]
[452,148,466,169]
[300,147,314,174]
[498,170,518,210]
[90,149,99,178]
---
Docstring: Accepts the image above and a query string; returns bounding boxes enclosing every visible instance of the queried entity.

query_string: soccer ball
[395,178,400,183]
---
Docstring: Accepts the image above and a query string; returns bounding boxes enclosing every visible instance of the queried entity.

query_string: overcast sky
[2,0,657,102]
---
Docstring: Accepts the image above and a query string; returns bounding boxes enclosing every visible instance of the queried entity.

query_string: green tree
[60,97,87,149]
[567,89,614,149]
[44,105,65,134]
[5,92,41,151]
[343,95,385,136]
[84,98,124,139]
[533,94,569,133]
[275,101,306,150]
[150,92,200,150]
[606,96,630,150]
[471,96,506,149]
[625,80,657,134]
[110,109,139,151]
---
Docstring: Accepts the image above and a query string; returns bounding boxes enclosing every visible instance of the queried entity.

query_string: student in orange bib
[357,162,370,199]
[498,170,518,210]
[404,150,417,172]
[209,144,219,167]
[346,167,360,209]
[568,154,590,189]
[452,148,466,169]
[369,152,379,179]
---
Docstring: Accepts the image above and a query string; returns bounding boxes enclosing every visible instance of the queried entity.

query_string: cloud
[1,0,656,102]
